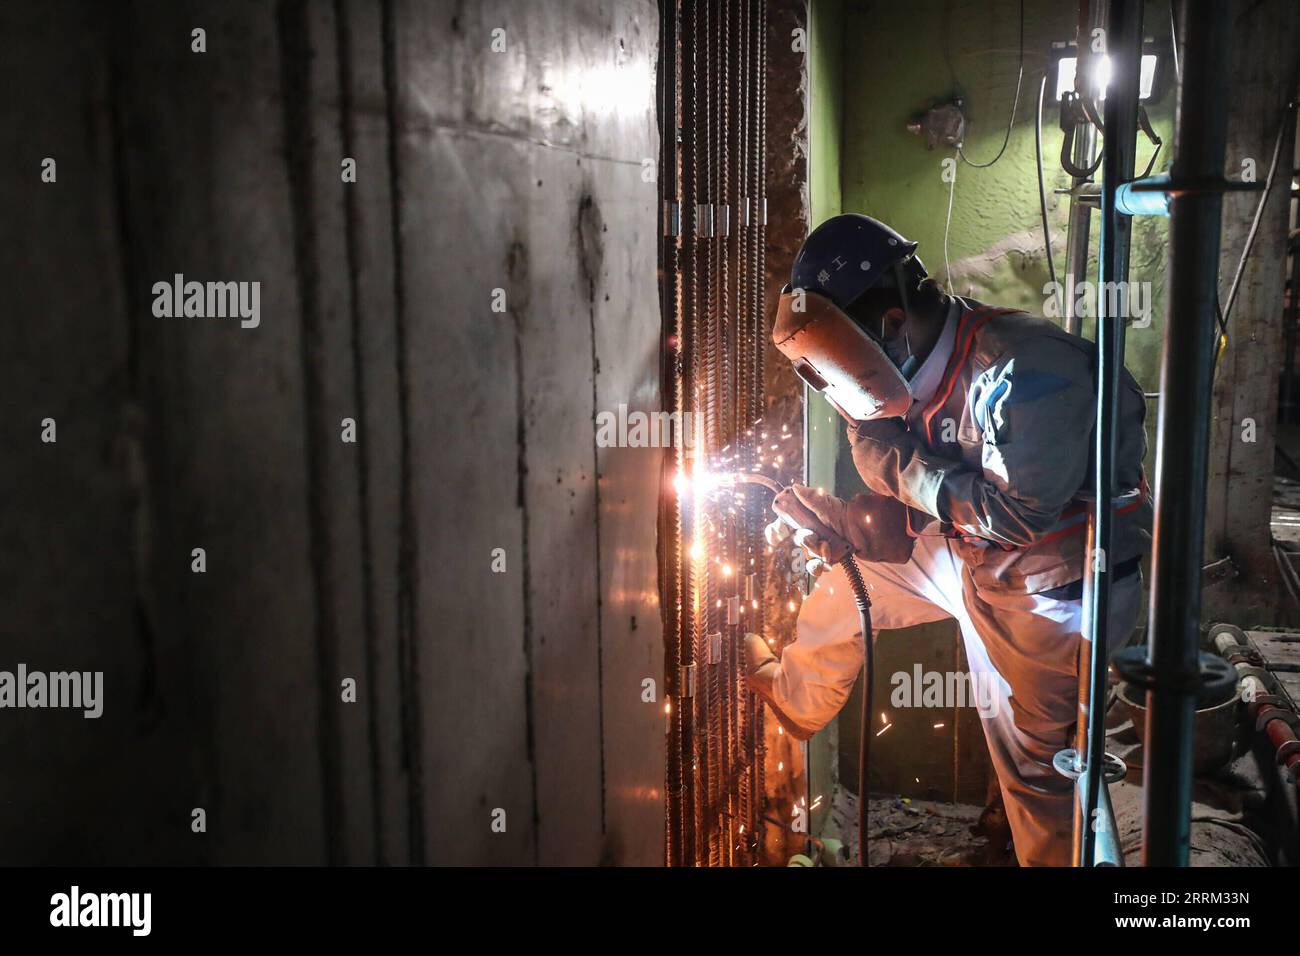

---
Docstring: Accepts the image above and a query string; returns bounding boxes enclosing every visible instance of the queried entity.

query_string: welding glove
[764,484,914,573]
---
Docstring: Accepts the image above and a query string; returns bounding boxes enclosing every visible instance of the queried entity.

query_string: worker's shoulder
[968,307,1091,366]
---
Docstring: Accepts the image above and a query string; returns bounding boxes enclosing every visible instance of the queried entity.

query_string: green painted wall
[806,0,845,839]
[807,0,845,496]
[839,0,1173,422]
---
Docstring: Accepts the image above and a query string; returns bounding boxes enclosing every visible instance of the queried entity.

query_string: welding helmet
[790,213,923,313]
[773,286,914,422]
[775,214,926,422]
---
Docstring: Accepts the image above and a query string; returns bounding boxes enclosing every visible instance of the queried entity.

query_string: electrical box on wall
[906,100,966,150]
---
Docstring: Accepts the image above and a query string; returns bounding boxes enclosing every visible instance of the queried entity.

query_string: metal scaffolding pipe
[1142,0,1234,867]
[1061,0,1107,335]
[1076,0,1142,869]
[1071,0,1144,874]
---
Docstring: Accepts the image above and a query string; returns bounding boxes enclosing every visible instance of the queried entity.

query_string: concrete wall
[1203,0,1299,625]
[0,0,662,866]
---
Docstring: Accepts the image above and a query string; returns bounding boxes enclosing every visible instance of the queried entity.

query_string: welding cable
[956,0,1024,169]
[1034,73,1061,314]
[838,555,875,868]
[733,473,875,866]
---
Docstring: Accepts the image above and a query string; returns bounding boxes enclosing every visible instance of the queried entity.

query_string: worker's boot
[744,633,816,742]
[973,781,1016,866]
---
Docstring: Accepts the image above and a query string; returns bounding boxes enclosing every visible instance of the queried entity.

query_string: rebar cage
[658,0,771,867]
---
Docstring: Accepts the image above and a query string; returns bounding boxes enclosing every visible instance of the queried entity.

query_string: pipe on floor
[1212,630,1300,789]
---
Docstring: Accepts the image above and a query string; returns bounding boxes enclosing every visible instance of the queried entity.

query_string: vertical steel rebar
[680,0,701,868]
[738,0,759,868]
[660,0,769,866]
[754,0,768,825]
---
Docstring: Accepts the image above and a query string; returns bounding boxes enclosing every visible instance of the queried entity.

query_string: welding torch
[733,472,875,867]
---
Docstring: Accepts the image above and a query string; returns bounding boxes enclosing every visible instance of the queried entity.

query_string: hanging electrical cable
[1222,104,1292,326]
[1211,101,1294,373]
[1035,73,1061,314]
[957,0,1024,168]
[943,146,958,293]
[1168,0,1181,84]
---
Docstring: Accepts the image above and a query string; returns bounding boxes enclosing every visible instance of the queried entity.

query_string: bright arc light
[673,468,728,499]
[1055,53,1157,101]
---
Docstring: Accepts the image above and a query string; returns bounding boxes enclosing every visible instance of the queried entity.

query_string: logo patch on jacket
[970,361,1073,446]
[970,361,1014,445]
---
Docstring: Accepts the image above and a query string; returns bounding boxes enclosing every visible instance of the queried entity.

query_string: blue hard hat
[790,214,923,311]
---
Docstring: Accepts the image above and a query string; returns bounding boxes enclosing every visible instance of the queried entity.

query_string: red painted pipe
[1253,701,1300,782]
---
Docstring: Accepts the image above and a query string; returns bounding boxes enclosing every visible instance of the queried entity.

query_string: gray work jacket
[849,303,1152,594]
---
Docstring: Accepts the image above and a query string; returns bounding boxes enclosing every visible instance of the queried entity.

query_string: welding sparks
[670,445,806,857]
[876,723,893,737]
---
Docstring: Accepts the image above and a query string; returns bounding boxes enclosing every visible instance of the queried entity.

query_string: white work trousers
[773,534,1141,867]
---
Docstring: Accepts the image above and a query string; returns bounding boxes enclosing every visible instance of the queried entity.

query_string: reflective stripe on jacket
[851,303,1152,594]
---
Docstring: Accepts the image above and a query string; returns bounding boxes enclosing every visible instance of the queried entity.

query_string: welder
[747,213,1151,867]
